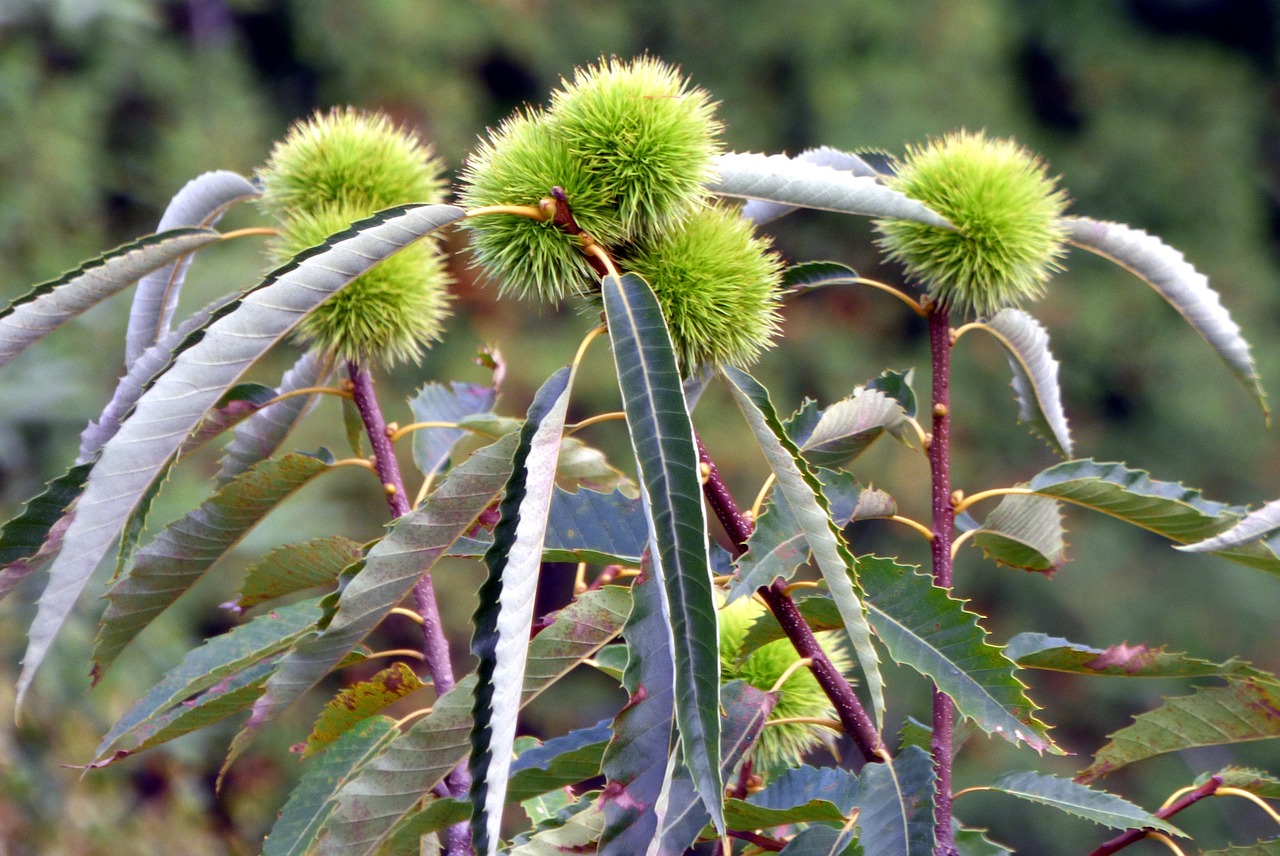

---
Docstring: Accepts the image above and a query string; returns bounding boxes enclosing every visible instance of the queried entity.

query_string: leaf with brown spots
[299,662,426,758]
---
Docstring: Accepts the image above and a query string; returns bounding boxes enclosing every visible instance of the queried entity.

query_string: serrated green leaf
[0,462,89,600]
[554,436,634,495]
[373,798,470,856]
[217,351,331,483]
[1196,767,1280,800]
[1200,839,1280,856]
[859,556,1056,752]
[17,203,466,708]
[93,597,323,764]
[1179,497,1280,554]
[93,451,334,674]
[853,745,936,856]
[988,771,1182,835]
[722,366,884,726]
[867,369,918,421]
[725,795,849,829]
[181,382,277,452]
[791,387,909,468]
[971,493,1066,573]
[954,826,1013,856]
[714,151,952,228]
[1027,459,1280,575]
[263,715,400,856]
[313,586,630,856]
[508,801,605,855]
[302,663,427,758]
[601,272,722,828]
[1006,633,1276,682]
[408,375,499,480]
[0,228,223,369]
[126,171,259,368]
[600,557,675,856]
[235,536,365,611]
[749,764,858,814]
[243,431,517,745]
[976,309,1072,457]
[1062,216,1267,418]
[1079,680,1280,783]
[471,367,574,856]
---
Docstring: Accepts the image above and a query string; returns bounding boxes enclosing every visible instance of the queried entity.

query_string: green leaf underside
[0,228,223,369]
[656,682,776,854]
[972,493,1066,573]
[236,536,365,611]
[954,827,1014,856]
[601,272,723,827]
[94,597,323,763]
[181,382,278,452]
[1006,633,1276,682]
[854,745,936,856]
[302,662,426,758]
[722,365,885,726]
[1028,459,1280,575]
[93,452,334,675]
[510,800,606,855]
[989,771,1181,835]
[1179,497,1280,554]
[408,379,498,479]
[263,715,400,856]
[781,260,863,296]
[1061,216,1267,418]
[978,309,1072,458]
[471,367,574,856]
[741,146,885,224]
[17,203,466,708]
[858,557,1056,752]
[1198,767,1280,800]
[243,431,518,743]
[312,586,630,856]
[712,151,952,229]
[218,350,331,483]
[794,387,909,468]
[599,557,676,855]
[0,462,90,599]
[1079,680,1280,783]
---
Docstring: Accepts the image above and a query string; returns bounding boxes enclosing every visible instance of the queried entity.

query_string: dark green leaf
[781,260,862,295]
[0,463,89,600]
[408,375,499,479]
[234,536,365,612]
[971,493,1066,573]
[508,722,611,802]
[1197,767,1280,800]
[748,764,858,814]
[218,351,331,483]
[988,771,1181,835]
[852,745,936,856]
[1006,633,1275,682]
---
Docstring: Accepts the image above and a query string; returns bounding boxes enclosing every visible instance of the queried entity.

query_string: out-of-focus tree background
[1,1,1279,853]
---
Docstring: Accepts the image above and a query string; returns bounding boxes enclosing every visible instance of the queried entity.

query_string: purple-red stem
[695,435,884,764]
[345,361,469,854]
[1087,776,1223,856]
[927,308,958,856]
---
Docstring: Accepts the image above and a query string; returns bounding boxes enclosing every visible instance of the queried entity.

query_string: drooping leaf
[742,147,884,224]
[1196,767,1280,800]
[790,386,910,467]
[0,463,90,600]
[1079,680,1280,783]
[1027,459,1280,575]
[554,436,634,494]
[971,493,1066,573]
[263,715,400,856]
[722,366,884,726]
[852,745,936,856]
[599,556,676,856]
[654,681,777,855]
[180,383,278,452]
[0,228,223,369]
[859,556,1056,752]
[988,771,1182,835]
[1179,497,1280,554]
[408,377,499,480]
[779,825,861,856]
[1062,216,1267,417]
[301,663,427,758]
[1006,633,1276,682]
[471,367,574,856]
[975,309,1072,457]
[313,587,630,856]
[217,350,332,483]
[126,170,259,368]
[243,431,517,742]
[867,369,918,421]
[93,597,323,764]
[233,536,365,612]
[750,764,859,813]
[780,260,864,297]
[600,271,722,828]
[17,203,466,707]
[92,451,334,675]
[715,151,951,229]
[508,721,612,803]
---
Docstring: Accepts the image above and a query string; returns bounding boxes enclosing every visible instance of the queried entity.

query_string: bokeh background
[1,1,1279,853]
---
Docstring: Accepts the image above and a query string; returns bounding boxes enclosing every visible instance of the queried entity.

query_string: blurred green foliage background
[1,1,1279,853]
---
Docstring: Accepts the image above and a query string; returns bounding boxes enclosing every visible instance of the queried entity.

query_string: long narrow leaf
[314,586,631,856]
[1178,497,1280,554]
[976,309,1072,457]
[601,271,722,828]
[1062,216,1267,417]
[0,228,222,369]
[722,365,885,726]
[1006,633,1275,682]
[742,147,883,224]
[853,745,937,856]
[470,367,574,856]
[234,536,365,612]
[217,351,331,483]
[92,451,334,675]
[17,203,465,708]
[126,170,259,368]
[0,463,89,600]
[990,771,1181,835]
[713,152,951,229]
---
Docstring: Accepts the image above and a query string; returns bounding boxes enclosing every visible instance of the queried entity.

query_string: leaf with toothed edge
[470,367,574,856]
[408,376,500,481]
[1061,216,1267,418]
[15,203,465,710]
[722,365,885,728]
[0,463,90,601]
[852,745,937,856]
[971,492,1066,573]
[1178,497,1280,554]
[976,309,1072,458]
[1005,633,1275,682]
[234,536,365,612]
[0,228,224,370]
[601,272,723,831]
[989,771,1182,835]
[742,146,884,224]
[126,170,259,368]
